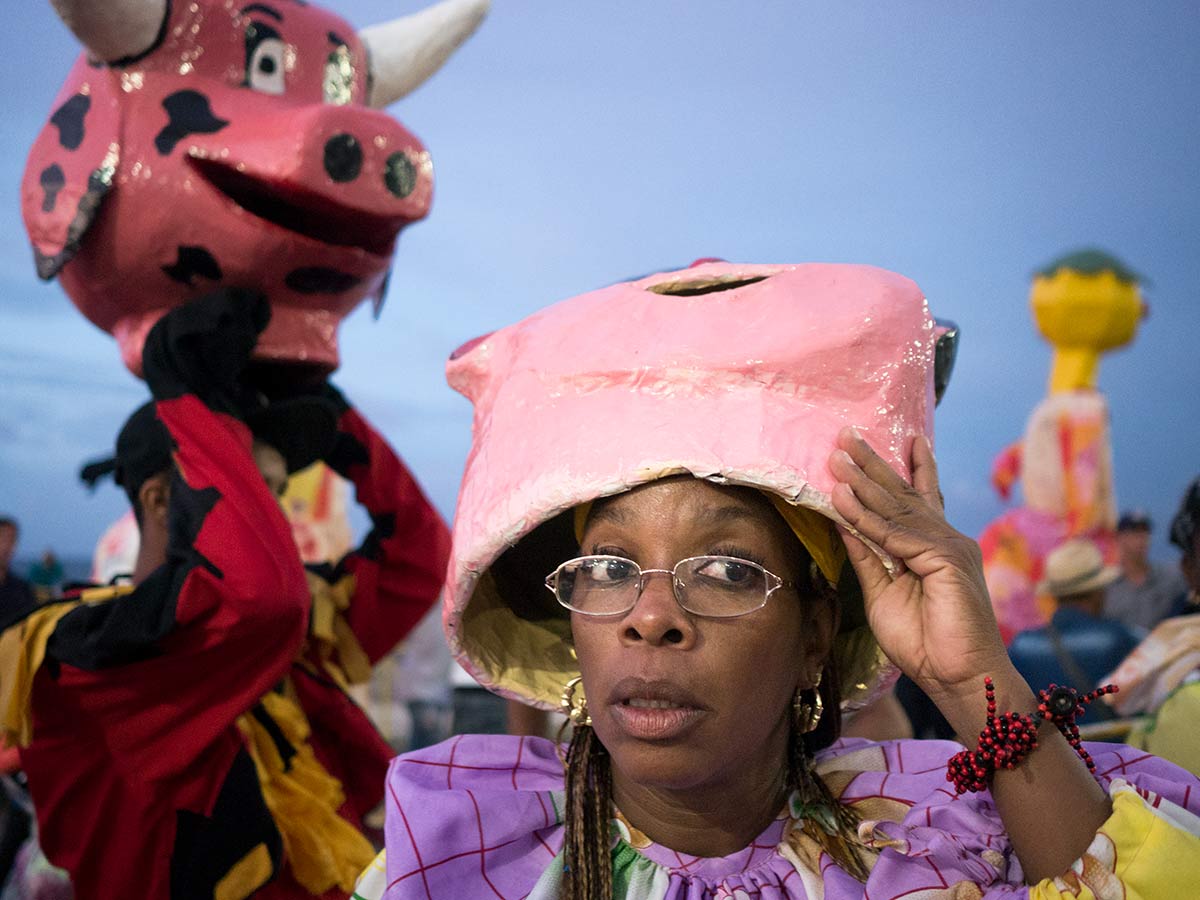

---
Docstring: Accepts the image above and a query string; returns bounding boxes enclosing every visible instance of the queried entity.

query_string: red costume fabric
[12,393,449,898]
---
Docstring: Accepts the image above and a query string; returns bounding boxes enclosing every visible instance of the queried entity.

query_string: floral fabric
[356,734,1200,899]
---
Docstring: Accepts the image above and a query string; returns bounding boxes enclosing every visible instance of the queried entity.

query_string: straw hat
[442,262,957,713]
[1037,539,1120,598]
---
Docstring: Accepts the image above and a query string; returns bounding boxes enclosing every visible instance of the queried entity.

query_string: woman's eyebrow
[587,504,628,528]
[699,505,761,527]
[588,500,761,530]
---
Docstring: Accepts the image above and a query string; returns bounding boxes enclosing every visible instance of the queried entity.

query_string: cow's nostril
[324,133,362,182]
[384,152,417,198]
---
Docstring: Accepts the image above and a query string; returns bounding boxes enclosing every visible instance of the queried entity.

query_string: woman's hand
[828,427,1016,723]
[829,427,1114,882]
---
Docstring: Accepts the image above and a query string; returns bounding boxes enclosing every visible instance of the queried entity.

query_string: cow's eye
[244,21,286,95]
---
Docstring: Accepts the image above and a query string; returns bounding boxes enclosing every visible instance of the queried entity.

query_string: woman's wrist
[925,664,1036,741]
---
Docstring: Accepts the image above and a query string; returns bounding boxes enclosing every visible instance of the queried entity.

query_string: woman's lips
[606,677,708,741]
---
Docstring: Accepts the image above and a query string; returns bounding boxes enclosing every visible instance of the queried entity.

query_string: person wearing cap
[0,290,450,900]
[354,263,1200,900]
[1104,510,1188,632]
[1007,539,1141,721]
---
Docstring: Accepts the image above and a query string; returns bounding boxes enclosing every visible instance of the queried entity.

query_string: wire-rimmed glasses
[544,555,793,618]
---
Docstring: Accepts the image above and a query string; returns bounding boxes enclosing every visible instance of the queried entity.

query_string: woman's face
[571,478,835,794]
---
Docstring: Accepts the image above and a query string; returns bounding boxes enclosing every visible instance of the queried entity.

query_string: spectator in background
[1169,476,1200,617]
[25,551,64,603]
[1009,538,1140,721]
[0,519,33,611]
[1105,510,1188,632]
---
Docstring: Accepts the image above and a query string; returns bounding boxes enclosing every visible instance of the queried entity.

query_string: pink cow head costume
[441,261,959,713]
[22,0,488,375]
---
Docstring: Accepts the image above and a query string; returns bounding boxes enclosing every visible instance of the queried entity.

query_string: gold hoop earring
[793,672,824,734]
[560,675,592,727]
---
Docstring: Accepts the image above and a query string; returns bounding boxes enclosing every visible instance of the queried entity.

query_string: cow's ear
[21,56,122,280]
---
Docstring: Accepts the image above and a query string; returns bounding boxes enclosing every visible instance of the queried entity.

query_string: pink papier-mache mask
[442,261,959,713]
[22,0,487,375]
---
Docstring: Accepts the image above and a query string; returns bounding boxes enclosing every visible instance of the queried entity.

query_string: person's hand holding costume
[140,288,269,416]
[828,426,1112,882]
[827,427,1010,720]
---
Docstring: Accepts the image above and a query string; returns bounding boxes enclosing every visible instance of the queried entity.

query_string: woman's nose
[621,570,695,647]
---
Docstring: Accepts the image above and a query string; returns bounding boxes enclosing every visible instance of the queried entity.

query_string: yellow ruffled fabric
[306,571,372,688]
[237,690,376,894]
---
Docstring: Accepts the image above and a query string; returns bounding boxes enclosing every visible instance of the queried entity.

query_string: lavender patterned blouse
[355,733,1200,899]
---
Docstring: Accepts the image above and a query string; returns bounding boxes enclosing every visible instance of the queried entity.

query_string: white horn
[361,0,490,109]
[50,0,167,64]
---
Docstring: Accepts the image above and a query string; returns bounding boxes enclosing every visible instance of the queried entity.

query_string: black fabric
[140,289,269,416]
[325,428,369,477]
[250,702,297,773]
[353,511,396,565]
[245,396,339,475]
[48,568,176,670]
[48,475,221,671]
[253,380,357,475]
[0,575,35,618]
[169,746,282,900]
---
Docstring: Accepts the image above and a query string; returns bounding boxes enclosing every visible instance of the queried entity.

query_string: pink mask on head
[22,0,487,376]
[443,261,954,712]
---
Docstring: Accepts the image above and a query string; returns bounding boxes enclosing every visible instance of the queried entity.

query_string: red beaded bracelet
[947,677,1119,794]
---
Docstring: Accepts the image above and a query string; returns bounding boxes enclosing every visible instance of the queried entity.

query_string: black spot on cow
[50,94,90,151]
[154,91,230,155]
[162,246,223,286]
[39,164,66,213]
[384,152,417,198]
[285,267,361,294]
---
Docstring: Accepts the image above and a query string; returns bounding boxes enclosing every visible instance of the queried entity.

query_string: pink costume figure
[979,249,1145,643]
[22,0,488,375]
[444,261,957,715]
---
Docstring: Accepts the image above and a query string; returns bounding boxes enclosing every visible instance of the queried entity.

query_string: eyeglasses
[544,555,793,618]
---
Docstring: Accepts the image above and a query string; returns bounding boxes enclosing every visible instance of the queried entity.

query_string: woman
[357,263,1200,899]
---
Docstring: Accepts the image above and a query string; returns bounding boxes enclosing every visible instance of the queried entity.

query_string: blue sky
[1,2,1198,565]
